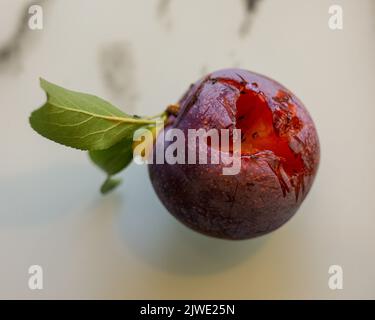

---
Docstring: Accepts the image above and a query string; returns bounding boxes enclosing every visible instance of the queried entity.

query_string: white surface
[0,0,374,299]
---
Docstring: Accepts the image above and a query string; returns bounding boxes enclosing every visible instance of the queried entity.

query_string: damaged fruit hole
[236,88,305,177]
[213,78,308,199]
[237,87,307,199]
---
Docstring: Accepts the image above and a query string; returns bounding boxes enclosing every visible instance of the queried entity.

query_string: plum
[148,68,320,240]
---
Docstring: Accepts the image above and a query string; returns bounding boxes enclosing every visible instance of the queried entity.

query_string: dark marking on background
[0,1,46,73]
[157,0,171,18]
[239,0,262,37]
[156,0,172,30]
[98,42,138,112]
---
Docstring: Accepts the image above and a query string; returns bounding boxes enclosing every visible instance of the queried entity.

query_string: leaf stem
[101,115,160,124]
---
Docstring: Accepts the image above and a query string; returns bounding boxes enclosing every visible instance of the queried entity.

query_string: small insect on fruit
[29,68,320,240]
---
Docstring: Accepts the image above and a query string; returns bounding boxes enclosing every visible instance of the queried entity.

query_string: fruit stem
[166,103,180,116]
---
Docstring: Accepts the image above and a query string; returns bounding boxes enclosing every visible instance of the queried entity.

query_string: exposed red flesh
[214,77,308,198]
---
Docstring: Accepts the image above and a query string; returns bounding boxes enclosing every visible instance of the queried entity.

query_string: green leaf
[89,123,160,193]
[100,177,122,194]
[89,137,133,176]
[29,78,156,150]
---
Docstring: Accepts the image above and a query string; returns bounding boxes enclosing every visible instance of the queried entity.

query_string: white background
[0,0,374,299]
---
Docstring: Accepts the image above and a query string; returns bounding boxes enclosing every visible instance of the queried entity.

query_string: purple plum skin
[148,68,320,240]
